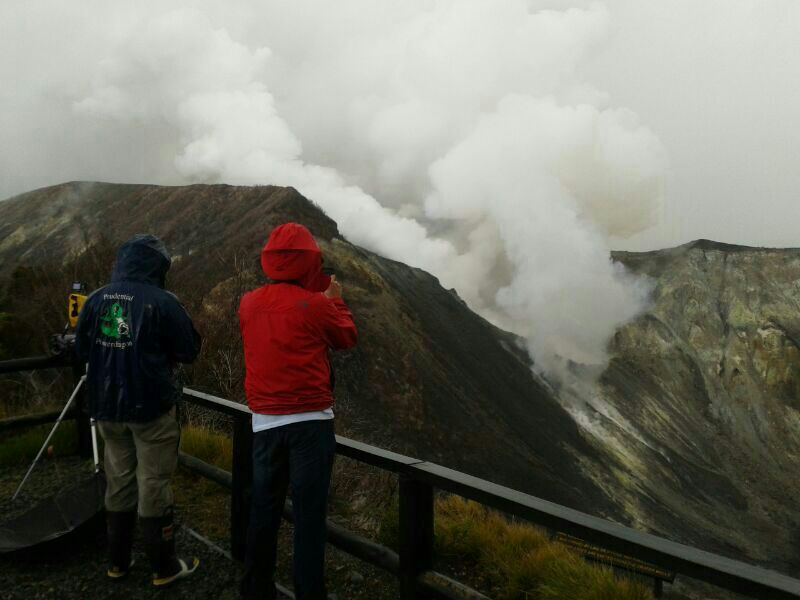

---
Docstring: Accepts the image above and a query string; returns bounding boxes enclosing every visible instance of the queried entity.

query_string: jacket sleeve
[161,295,202,364]
[309,296,358,350]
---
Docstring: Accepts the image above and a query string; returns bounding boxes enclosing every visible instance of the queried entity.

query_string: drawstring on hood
[111,235,172,289]
[261,224,331,293]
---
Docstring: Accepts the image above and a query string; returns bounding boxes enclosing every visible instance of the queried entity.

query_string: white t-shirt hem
[251,408,334,432]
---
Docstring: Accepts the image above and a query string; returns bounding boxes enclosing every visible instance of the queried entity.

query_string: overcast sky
[2,0,799,373]
[3,1,798,252]
[591,0,800,250]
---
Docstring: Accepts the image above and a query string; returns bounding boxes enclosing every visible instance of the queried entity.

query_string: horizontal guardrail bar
[182,387,250,417]
[282,499,400,576]
[178,451,232,488]
[6,360,800,598]
[335,435,425,473]
[179,451,484,600]
[0,408,76,434]
[407,462,800,599]
[181,388,425,473]
[180,388,800,599]
[178,447,402,573]
[0,354,68,374]
[417,571,492,600]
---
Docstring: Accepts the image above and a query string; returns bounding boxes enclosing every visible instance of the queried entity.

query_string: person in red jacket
[239,223,357,600]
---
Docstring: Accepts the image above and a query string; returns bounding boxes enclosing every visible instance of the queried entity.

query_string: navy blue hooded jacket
[75,235,201,422]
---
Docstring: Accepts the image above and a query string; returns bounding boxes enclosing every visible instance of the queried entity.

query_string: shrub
[0,421,78,467]
[179,424,233,471]
[383,495,652,600]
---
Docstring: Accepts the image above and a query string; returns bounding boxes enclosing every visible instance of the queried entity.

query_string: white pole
[90,418,100,474]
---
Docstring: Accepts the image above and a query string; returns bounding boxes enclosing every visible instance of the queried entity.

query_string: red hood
[261,223,331,293]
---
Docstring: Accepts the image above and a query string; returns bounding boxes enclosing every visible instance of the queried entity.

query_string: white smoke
[2,0,667,378]
[427,95,662,366]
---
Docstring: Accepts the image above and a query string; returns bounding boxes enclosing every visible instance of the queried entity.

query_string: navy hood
[76,233,200,423]
[111,234,171,288]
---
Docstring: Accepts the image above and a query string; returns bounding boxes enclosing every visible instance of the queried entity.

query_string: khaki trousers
[98,411,180,518]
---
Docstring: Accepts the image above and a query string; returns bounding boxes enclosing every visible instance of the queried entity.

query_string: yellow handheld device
[68,282,87,329]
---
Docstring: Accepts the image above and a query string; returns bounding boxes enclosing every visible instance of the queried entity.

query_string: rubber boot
[140,509,199,588]
[106,510,136,579]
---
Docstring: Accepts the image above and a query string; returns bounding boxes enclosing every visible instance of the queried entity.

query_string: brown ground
[0,458,397,600]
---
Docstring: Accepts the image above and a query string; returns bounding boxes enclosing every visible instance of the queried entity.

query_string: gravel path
[0,459,242,599]
[0,525,243,600]
[0,457,397,599]
[0,456,92,519]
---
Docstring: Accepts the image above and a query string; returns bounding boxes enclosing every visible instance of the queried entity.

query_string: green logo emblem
[100,303,131,339]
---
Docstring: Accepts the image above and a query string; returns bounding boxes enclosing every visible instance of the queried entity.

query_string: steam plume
[2,0,667,378]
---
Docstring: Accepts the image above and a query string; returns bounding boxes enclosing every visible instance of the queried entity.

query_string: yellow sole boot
[107,559,135,580]
[152,557,200,588]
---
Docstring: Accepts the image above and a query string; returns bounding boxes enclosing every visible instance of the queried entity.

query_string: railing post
[231,415,253,561]
[399,474,434,600]
[71,361,92,459]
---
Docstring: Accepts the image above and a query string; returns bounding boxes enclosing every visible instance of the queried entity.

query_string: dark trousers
[241,419,336,600]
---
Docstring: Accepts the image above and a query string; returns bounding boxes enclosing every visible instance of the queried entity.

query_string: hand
[324,275,342,299]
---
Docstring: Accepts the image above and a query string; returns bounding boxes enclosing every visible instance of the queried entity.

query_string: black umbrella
[0,375,106,554]
[0,473,105,553]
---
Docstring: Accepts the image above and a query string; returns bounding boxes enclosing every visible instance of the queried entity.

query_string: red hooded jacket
[239,223,358,415]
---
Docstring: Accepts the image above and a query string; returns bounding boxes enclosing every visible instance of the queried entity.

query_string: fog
[2,1,796,378]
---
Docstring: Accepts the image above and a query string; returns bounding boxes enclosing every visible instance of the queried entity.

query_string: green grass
[0,421,653,600]
[0,421,78,467]
[0,420,232,471]
[180,424,233,471]
[383,495,653,600]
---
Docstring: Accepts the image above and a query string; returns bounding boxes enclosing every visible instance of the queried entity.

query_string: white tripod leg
[90,417,100,474]
[12,376,85,501]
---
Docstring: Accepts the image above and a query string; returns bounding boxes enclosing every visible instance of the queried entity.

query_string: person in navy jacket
[76,234,201,587]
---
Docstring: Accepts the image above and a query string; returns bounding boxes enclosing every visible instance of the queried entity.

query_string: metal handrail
[179,387,800,600]
[0,354,68,374]
[3,357,800,599]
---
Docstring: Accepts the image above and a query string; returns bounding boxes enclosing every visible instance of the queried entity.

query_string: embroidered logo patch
[100,302,131,339]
